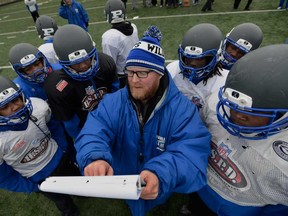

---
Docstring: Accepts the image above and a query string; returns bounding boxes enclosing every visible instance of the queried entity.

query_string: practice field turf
[0,0,286,215]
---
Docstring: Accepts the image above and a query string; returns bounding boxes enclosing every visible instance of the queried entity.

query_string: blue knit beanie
[126,36,165,75]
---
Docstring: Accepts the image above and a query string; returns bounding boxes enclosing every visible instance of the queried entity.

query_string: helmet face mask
[104,0,126,24]
[216,87,288,140]
[216,44,288,140]
[0,77,32,129]
[178,45,218,82]
[59,47,99,81]
[9,43,52,83]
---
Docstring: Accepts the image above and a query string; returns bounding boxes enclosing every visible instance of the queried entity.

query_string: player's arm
[63,114,81,139]
[0,162,39,193]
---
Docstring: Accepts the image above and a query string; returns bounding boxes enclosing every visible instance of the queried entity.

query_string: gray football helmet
[53,24,99,81]
[104,0,126,24]
[217,44,288,139]
[36,15,58,40]
[9,43,52,83]
[178,23,223,83]
[0,76,32,129]
[219,23,263,70]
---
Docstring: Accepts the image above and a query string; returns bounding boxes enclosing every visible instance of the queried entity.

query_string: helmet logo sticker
[0,87,17,102]
[273,140,288,161]
[68,49,88,62]
[111,10,123,19]
[20,54,36,65]
[237,38,252,51]
[42,28,55,36]
[224,88,253,107]
[184,46,203,55]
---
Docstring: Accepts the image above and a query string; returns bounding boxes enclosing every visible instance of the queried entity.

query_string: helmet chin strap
[29,114,38,122]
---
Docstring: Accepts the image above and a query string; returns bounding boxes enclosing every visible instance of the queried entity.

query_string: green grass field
[0,0,287,215]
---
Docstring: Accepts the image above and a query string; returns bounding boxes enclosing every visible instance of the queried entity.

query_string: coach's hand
[84,160,113,176]
[140,170,159,200]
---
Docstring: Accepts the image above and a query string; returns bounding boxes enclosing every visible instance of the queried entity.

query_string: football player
[0,76,80,215]
[199,44,288,215]
[36,15,62,70]
[102,0,139,88]
[219,22,263,70]
[167,23,226,120]
[44,24,119,139]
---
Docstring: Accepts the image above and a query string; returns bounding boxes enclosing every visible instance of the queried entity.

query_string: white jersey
[24,0,37,12]
[166,60,180,79]
[203,91,288,206]
[167,60,228,119]
[0,98,58,178]
[38,42,59,65]
[101,23,139,75]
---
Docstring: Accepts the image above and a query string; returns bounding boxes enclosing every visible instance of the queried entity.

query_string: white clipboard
[39,175,145,200]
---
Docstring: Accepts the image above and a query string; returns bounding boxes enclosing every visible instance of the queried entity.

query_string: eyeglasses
[124,70,151,78]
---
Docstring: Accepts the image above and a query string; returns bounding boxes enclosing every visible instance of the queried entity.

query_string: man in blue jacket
[75,35,211,215]
[59,0,89,31]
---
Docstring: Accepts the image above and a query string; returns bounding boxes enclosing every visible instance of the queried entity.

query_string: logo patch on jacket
[56,80,68,92]
[209,141,247,188]
[156,135,166,152]
[273,140,288,161]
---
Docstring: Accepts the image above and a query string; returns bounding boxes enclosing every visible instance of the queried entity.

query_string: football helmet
[9,43,52,83]
[219,23,263,70]
[0,76,32,129]
[178,23,222,83]
[217,44,288,140]
[104,0,126,24]
[36,15,58,40]
[53,24,99,81]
